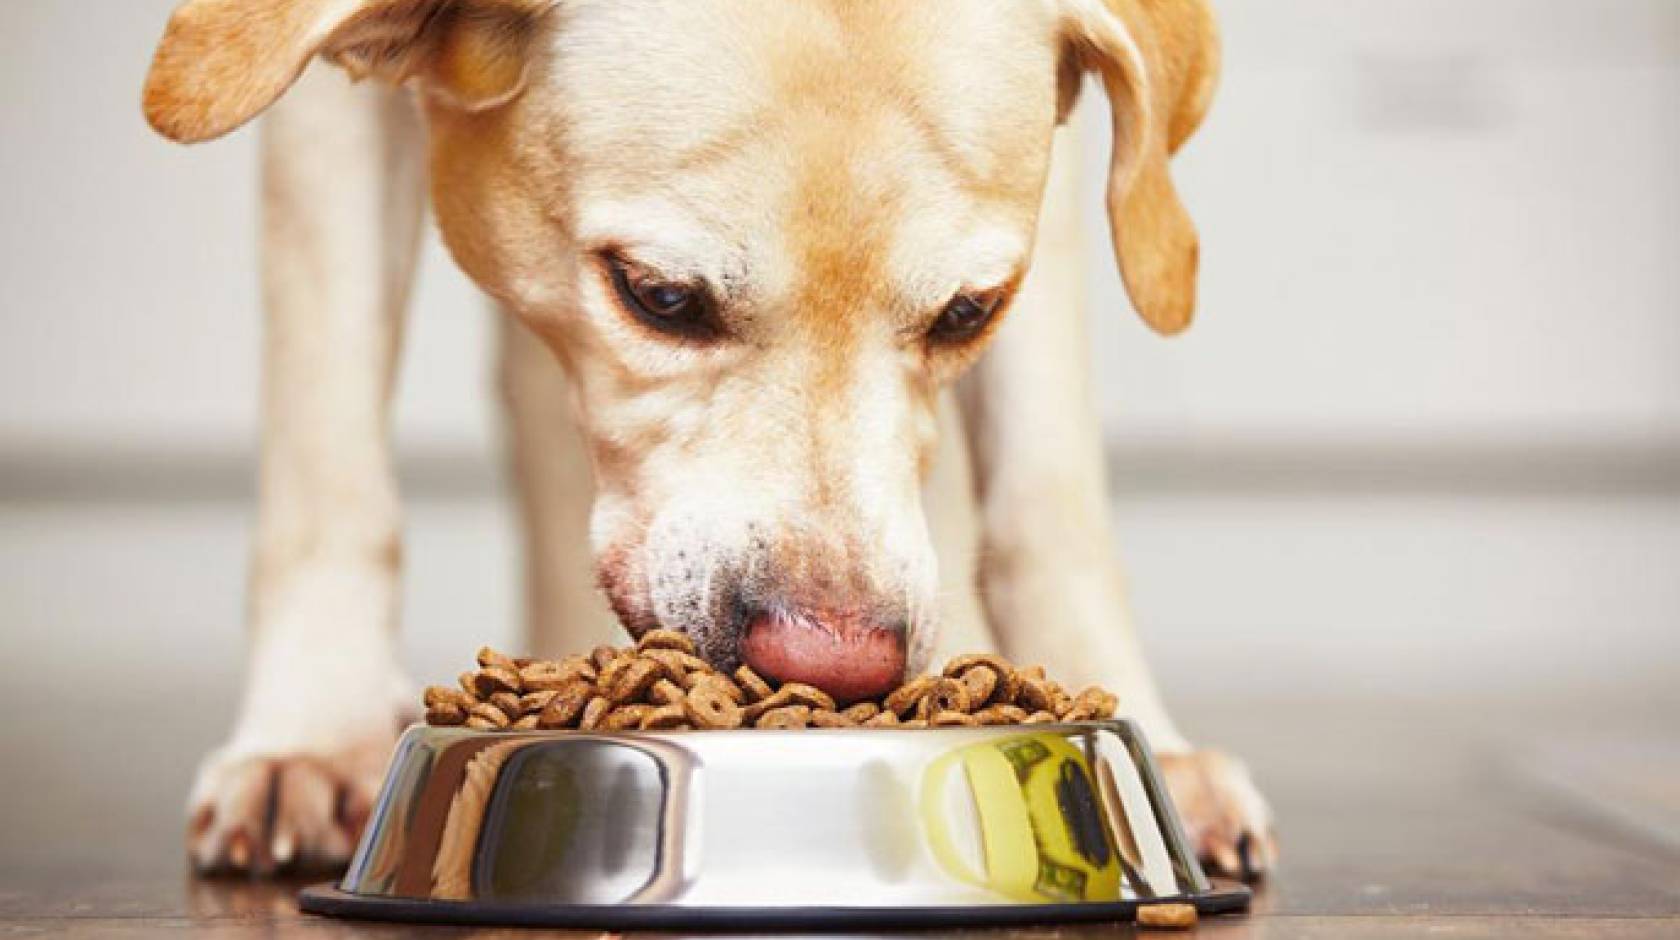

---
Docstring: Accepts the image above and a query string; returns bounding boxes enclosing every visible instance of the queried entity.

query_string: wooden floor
[4,700,1677,938]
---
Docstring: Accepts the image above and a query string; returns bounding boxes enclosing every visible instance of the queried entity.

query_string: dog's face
[432,1,1063,699]
[145,0,1216,700]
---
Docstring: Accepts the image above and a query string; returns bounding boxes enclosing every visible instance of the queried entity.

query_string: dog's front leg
[186,66,425,875]
[497,313,627,656]
[959,125,1275,879]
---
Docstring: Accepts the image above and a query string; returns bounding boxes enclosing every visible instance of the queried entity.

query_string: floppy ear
[143,0,556,143]
[1061,0,1220,335]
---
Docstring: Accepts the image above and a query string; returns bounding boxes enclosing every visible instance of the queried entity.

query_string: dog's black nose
[737,607,905,703]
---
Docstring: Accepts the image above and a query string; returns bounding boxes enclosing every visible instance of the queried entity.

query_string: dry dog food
[423,632,1119,732]
[1136,901,1199,929]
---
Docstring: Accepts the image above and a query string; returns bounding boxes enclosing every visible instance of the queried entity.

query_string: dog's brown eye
[929,292,1002,345]
[606,255,718,340]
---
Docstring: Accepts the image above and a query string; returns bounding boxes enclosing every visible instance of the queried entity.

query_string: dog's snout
[738,607,906,704]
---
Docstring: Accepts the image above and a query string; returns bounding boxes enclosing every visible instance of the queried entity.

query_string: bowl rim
[300,879,1252,928]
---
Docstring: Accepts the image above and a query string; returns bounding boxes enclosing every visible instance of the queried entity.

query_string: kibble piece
[862,710,901,727]
[810,709,855,728]
[424,685,475,711]
[1018,676,1055,713]
[468,702,510,729]
[645,649,712,674]
[674,652,714,673]
[537,680,595,729]
[1066,686,1120,721]
[590,644,619,671]
[900,719,929,729]
[883,676,938,716]
[974,704,1030,726]
[489,691,523,720]
[1136,902,1198,929]
[512,714,541,730]
[477,646,520,672]
[600,704,654,731]
[596,654,633,690]
[465,715,501,730]
[779,682,836,713]
[733,665,775,703]
[640,703,690,730]
[1023,710,1058,724]
[519,689,559,714]
[606,657,663,705]
[926,677,973,715]
[652,652,713,684]
[471,666,523,697]
[641,650,690,684]
[756,705,812,729]
[577,696,613,731]
[687,673,745,705]
[684,686,743,729]
[841,701,881,723]
[426,702,467,726]
[742,688,797,723]
[636,629,696,655]
[931,710,979,727]
[520,660,594,692]
[942,654,1019,701]
[941,652,1004,676]
[993,667,1023,705]
[646,678,682,706]
[1048,682,1073,717]
[458,671,480,696]
[959,666,999,708]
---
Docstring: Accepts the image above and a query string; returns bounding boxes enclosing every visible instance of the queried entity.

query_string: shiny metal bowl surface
[301,720,1249,928]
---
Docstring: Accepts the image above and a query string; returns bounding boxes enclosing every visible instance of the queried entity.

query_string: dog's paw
[187,667,414,875]
[1158,749,1277,881]
[187,745,389,875]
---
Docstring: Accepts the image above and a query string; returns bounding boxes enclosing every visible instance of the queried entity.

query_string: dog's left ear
[1060,0,1219,335]
[143,0,558,143]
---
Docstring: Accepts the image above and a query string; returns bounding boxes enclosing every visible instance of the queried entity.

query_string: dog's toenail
[1212,843,1240,876]
[272,830,296,866]
[227,831,251,869]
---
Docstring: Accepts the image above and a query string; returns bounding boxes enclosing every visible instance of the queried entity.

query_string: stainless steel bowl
[301,720,1249,928]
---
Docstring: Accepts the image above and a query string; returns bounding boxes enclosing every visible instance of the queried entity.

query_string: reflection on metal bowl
[300,720,1249,928]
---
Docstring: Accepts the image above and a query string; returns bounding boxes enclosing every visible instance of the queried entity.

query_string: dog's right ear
[143,0,557,143]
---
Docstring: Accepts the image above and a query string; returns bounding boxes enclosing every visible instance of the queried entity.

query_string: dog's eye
[928,291,1002,345]
[606,255,718,340]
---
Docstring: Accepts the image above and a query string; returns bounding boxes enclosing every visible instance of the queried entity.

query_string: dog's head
[145,0,1217,701]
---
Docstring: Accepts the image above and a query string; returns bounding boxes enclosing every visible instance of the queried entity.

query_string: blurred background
[1,0,1676,874]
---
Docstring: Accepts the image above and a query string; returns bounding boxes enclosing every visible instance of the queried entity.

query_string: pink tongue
[740,610,905,704]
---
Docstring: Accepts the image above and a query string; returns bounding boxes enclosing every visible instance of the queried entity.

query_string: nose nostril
[739,609,906,704]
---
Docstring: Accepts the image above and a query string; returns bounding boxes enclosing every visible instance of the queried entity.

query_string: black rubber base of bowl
[299,881,1250,930]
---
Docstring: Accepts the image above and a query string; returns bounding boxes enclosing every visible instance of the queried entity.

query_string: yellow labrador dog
[144,0,1273,879]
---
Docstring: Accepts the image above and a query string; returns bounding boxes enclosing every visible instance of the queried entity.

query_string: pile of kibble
[423,630,1119,732]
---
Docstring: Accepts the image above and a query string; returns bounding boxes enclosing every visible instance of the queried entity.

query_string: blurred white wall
[1094,0,1680,444]
[3,1,1676,451]
[0,1,1676,717]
